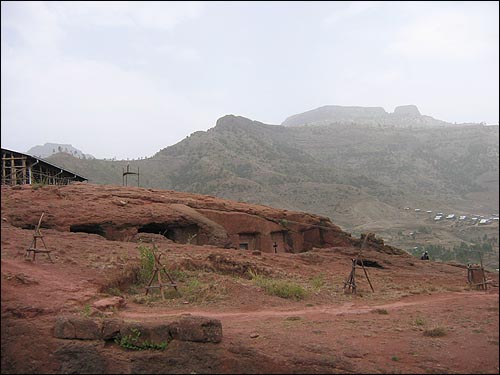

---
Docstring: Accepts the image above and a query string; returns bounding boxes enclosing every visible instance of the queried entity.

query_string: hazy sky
[2,1,499,159]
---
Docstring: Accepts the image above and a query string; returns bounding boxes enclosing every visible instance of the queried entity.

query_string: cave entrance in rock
[302,227,325,251]
[70,223,106,237]
[238,232,260,250]
[356,259,384,269]
[271,230,288,253]
[137,222,200,244]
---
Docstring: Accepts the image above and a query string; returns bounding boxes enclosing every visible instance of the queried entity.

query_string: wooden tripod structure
[145,246,181,300]
[343,233,375,295]
[25,213,53,262]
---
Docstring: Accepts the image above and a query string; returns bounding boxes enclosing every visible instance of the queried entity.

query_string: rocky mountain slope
[44,115,499,264]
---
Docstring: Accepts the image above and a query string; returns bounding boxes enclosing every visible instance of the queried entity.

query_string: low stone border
[53,314,222,344]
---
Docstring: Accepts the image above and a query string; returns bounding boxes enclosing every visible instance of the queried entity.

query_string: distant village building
[434,215,443,221]
[1,148,87,186]
[479,219,491,225]
[459,215,467,220]
[445,214,456,220]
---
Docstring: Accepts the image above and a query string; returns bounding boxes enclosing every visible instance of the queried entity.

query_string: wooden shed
[1,147,87,185]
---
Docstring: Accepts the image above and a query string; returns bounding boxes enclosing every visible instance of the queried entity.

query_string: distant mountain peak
[281,104,454,128]
[393,105,421,117]
[213,115,269,133]
[26,142,94,159]
[216,114,253,126]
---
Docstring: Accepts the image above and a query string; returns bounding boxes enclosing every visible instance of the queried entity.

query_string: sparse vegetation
[138,245,155,284]
[423,327,447,337]
[414,317,425,326]
[115,328,167,350]
[310,273,325,291]
[373,308,389,315]
[249,269,307,300]
[81,304,91,318]
[279,219,289,227]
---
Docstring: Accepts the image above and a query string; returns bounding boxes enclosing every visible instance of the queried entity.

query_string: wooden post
[2,156,6,184]
[343,258,357,294]
[22,157,26,184]
[156,257,166,300]
[10,156,15,185]
[479,253,487,291]
[359,258,375,293]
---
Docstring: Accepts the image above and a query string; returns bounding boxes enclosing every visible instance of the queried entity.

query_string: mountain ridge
[281,104,475,128]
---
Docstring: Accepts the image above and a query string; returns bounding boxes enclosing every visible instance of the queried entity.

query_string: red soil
[1,184,498,374]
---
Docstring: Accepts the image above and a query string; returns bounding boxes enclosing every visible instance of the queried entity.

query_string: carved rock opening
[357,259,385,269]
[238,232,260,250]
[138,222,200,244]
[70,223,106,237]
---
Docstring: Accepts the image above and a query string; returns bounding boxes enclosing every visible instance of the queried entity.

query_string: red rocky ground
[1,183,498,374]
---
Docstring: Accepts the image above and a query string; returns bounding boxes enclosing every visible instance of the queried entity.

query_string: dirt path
[115,290,499,373]
[118,291,496,320]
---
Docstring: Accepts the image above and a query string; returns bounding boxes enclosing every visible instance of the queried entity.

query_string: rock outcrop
[2,183,359,253]
[393,104,421,117]
[53,314,222,344]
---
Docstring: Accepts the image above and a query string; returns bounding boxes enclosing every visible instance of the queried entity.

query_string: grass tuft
[249,269,307,300]
[423,327,447,337]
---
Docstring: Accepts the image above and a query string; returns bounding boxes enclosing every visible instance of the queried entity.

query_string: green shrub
[279,219,289,227]
[138,245,155,285]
